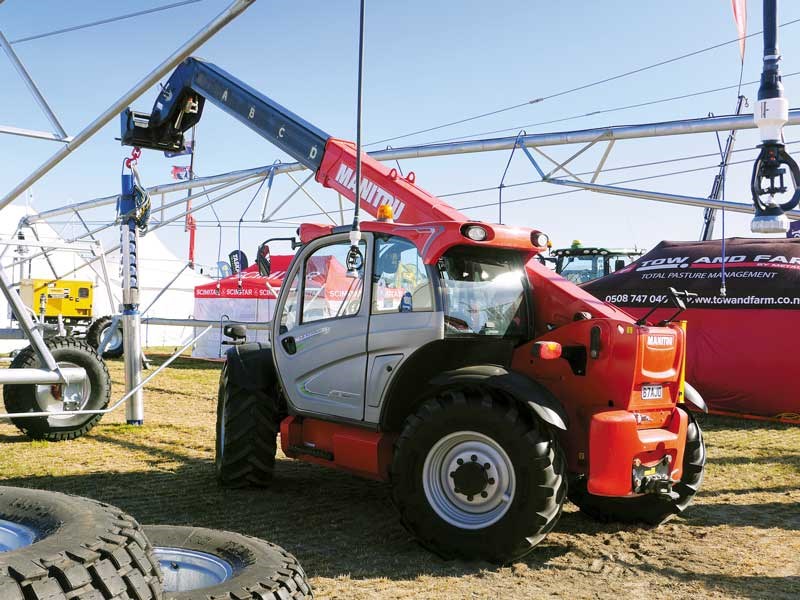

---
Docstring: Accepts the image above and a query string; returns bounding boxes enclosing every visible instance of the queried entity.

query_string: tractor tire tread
[216,363,279,488]
[0,486,162,600]
[391,386,566,563]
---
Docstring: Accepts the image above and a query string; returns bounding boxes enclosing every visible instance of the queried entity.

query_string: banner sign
[582,238,800,310]
[228,250,249,275]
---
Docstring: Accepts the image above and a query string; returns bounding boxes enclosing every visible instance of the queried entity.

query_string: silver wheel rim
[422,430,516,529]
[103,326,123,352]
[154,547,234,592]
[34,360,91,420]
[0,519,37,552]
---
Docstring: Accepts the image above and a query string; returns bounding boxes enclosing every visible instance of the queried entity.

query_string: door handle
[281,336,297,355]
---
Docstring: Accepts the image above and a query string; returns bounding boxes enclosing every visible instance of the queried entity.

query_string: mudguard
[684,381,708,413]
[429,365,568,430]
[224,342,277,393]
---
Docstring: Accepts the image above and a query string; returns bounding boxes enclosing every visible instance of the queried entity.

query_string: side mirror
[222,324,247,346]
[257,241,271,277]
[614,259,625,272]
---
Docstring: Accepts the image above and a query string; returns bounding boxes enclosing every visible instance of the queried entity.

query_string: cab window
[437,247,528,338]
[301,240,366,323]
[372,236,432,313]
[279,271,300,333]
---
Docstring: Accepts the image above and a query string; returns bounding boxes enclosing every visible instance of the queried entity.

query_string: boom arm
[121,57,464,224]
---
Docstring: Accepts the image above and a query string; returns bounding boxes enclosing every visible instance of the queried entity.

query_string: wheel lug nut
[481,491,488,498]
[484,463,490,470]
[471,455,478,462]
[467,495,473,501]
[454,487,461,494]
[457,458,464,465]
[488,478,495,485]
[450,471,455,478]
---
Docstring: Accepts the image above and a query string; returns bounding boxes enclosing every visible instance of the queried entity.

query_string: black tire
[215,361,279,487]
[86,317,124,359]
[0,486,163,599]
[3,337,111,441]
[144,525,312,600]
[390,388,567,564]
[568,409,706,525]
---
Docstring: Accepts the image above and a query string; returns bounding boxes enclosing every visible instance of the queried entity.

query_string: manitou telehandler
[122,57,706,563]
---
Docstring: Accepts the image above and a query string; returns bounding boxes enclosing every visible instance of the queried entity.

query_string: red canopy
[194,255,293,299]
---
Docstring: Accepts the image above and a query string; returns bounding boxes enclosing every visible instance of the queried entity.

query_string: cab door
[272,233,371,421]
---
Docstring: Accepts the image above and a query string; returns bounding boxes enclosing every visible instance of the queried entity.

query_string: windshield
[437,248,528,338]
[560,256,604,284]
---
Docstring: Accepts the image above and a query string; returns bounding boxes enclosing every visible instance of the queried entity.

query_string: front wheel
[391,389,566,563]
[569,409,706,525]
[3,337,111,441]
[215,361,279,488]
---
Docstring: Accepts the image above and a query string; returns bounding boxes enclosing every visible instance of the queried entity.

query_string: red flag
[731,0,747,62]
[171,165,191,180]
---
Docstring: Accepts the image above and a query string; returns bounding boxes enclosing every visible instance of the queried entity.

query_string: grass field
[1,355,799,599]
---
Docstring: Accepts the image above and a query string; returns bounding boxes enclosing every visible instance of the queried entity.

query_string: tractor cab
[552,242,644,284]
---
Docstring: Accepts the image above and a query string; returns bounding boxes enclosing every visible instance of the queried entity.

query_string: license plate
[641,385,663,400]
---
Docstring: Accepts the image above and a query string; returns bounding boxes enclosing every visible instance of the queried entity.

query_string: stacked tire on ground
[0,487,313,599]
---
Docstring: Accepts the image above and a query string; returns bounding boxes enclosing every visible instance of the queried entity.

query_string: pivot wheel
[86,315,124,358]
[391,388,566,563]
[3,337,111,441]
[569,408,706,525]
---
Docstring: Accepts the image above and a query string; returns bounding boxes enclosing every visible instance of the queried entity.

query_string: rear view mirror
[257,241,271,277]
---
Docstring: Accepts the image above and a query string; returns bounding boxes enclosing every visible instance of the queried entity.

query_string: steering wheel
[444,315,472,333]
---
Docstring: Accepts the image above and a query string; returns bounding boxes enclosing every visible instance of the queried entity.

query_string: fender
[224,342,277,393]
[429,365,568,430]
[683,381,708,413]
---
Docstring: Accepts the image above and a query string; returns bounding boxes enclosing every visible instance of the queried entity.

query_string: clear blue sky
[1,0,799,268]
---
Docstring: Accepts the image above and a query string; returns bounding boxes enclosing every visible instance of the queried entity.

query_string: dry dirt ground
[1,355,798,600]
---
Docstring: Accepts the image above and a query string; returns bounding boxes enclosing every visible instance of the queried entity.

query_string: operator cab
[268,219,539,422]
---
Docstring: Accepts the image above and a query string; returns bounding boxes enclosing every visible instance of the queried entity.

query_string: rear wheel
[391,388,566,563]
[86,316,124,359]
[569,409,706,525]
[3,337,111,441]
[145,525,312,599]
[215,361,280,487]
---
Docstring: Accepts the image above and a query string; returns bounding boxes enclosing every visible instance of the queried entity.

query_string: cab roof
[299,220,545,264]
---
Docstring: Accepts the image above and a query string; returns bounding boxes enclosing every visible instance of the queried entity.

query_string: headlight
[462,225,488,241]
[531,231,549,248]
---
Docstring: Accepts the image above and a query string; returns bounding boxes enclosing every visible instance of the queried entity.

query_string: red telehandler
[122,57,706,563]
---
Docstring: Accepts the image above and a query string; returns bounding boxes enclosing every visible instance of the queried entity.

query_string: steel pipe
[143,317,272,330]
[0,0,255,211]
[0,326,211,420]
[0,367,85,385]
[548,178,800,220]
[0,30,67,139]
